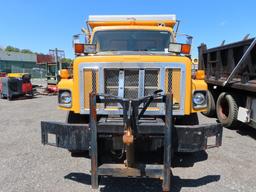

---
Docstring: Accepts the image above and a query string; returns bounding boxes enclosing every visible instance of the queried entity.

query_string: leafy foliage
[5,46,33,54]
[21,49,33,54]
[5,46,20,52]
[61,58,73,64]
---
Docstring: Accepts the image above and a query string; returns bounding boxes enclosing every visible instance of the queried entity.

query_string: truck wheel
[202,91,216,117]
[216,92,239,128]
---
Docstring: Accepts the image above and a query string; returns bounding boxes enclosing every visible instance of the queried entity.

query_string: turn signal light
[195,70,205,80]
[74,43,84,54]
[181,44,191,55]
[60,69,69,79]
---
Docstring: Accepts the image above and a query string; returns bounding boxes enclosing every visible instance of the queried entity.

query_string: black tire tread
[216,92,240,128]
[202,90,216,117]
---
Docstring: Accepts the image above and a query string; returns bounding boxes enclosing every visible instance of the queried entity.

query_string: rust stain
[123,130,134,145]
[91,157,97,173]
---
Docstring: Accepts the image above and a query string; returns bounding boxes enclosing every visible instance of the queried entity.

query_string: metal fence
[0,61,47,78]
[11,65,47,78]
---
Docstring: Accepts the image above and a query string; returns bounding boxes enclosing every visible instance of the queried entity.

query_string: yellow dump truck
[41,15,222,191]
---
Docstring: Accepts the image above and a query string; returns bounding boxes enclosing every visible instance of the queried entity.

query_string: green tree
[21,49,33,54]
[5,45,20,52]
[61,58,73,64]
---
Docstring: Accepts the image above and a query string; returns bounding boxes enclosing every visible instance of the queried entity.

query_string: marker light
[195,70,205,80]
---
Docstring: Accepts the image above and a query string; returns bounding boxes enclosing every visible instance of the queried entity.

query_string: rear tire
[216,92,240,128]
[202,90,216,117]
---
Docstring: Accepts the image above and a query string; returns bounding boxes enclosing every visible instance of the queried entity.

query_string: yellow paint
[60,69,69,79]
[195,70,205,80]
[89,20,176,29]
[83,70,93,108]
[164,69,180,104]
[7,73,28,78]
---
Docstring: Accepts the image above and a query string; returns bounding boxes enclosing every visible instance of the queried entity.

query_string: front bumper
[41,121,222,153]
[175,124,222,152]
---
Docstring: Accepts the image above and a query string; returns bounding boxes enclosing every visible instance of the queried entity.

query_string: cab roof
[88,14,177,29]
[92,25,174,33]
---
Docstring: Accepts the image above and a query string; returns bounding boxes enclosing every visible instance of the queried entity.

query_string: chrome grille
[92,70,97,92]
[105,87,118,96]
[167,69,172,93]
[124,70,139,99]
[144,69,159,96]
[124,70,139,86]
[105,69,119,106]
[104,68,160,108]
[80,62,186,115]
[145,69,159,87]
[105,69,119,87]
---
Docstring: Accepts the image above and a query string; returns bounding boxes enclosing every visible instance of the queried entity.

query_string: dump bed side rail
[198,37,256,92]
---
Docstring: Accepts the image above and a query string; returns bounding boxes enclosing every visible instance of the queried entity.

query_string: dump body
[199,38,256,92]
[199,38,256,128]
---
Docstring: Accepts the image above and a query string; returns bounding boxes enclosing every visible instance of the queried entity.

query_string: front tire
[202,91,216,117]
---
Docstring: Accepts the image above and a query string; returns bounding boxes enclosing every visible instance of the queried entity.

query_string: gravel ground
[0,95,255,192]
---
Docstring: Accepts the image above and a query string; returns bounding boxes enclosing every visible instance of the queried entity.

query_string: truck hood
[74,55,191,66]
[95,51,173,56]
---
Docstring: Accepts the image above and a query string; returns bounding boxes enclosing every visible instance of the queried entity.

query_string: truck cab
[41,15,222,192]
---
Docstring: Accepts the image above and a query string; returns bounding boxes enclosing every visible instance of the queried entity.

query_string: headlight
[193,91,207,108]
[59,90,72,107]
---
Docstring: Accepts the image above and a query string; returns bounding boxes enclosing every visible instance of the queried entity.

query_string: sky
[0,0,255,58]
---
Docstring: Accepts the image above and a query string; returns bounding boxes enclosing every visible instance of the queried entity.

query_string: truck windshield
[92,30,172,52]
